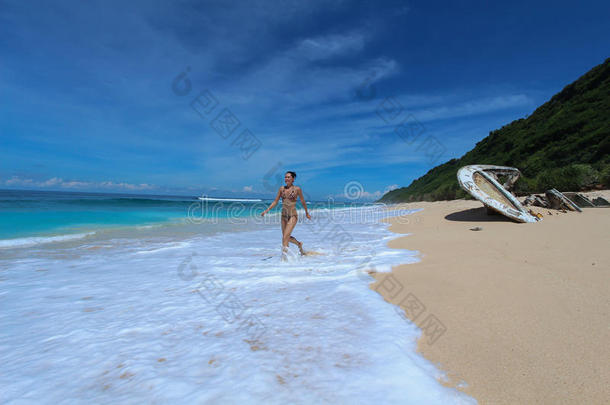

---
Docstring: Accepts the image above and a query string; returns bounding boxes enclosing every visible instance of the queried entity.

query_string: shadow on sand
[444,207,515,223]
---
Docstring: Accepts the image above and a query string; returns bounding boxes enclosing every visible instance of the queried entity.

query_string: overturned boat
[457,165,540,223]
[545,189,582,212]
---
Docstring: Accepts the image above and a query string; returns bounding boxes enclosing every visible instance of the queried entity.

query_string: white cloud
[41,177,63,186]
[227,29,399,108]
[412,94,532,122]
[3,176,156,191]
[295,32,366,61]
[384,184,399,193]
[98,181,156,191]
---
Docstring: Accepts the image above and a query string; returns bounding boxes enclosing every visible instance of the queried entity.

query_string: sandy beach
[371,197,610,404]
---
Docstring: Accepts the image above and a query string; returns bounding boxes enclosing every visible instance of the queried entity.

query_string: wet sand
[371,199,609,404]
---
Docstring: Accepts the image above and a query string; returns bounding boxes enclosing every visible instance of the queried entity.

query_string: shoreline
[371,198,609,404]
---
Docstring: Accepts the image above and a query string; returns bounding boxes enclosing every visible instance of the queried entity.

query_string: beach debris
[457,165,539,223]
[591,196,610,206]
[470,226,483,231]
[545,189,582,212]
[479,166,521,191]
[528,209,543,219]
[563,192,595,208]
[523,194,549,208]
[524,191,605,210]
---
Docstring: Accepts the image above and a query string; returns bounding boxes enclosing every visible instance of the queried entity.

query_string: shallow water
[0,196,474,404]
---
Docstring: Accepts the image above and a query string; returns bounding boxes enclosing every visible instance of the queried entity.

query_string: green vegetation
[379,58,610,202]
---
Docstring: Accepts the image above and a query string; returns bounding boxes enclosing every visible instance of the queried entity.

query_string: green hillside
[379,58,610,203]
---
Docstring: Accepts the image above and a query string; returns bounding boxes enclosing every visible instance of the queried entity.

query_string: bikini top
[281,186,298,202]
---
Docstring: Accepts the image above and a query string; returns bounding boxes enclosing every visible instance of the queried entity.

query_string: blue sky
[1,0,609,201]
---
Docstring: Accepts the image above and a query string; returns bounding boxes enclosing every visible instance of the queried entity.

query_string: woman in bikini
[261,171,311,259]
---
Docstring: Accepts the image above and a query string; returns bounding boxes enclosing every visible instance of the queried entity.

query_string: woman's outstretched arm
[298,188,312,220]
[261,187,282,216]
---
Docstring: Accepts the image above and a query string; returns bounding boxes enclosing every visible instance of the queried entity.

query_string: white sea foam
[0,206,475,404]
[0,232,96,249]
[134,241,193,254]
[199,197,262,202]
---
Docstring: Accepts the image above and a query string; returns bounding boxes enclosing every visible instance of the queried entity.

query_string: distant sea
[0,189,382,243]
[0,189,264,242]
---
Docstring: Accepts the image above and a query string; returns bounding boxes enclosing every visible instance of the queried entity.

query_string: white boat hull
[457,165,539,223]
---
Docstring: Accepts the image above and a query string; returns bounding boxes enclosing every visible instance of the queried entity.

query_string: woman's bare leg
[280,216,289,261]
[282,216,298,260]
[289,236,304,255]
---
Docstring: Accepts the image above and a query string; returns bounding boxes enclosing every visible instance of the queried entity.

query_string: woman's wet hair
[286,171,297,179]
